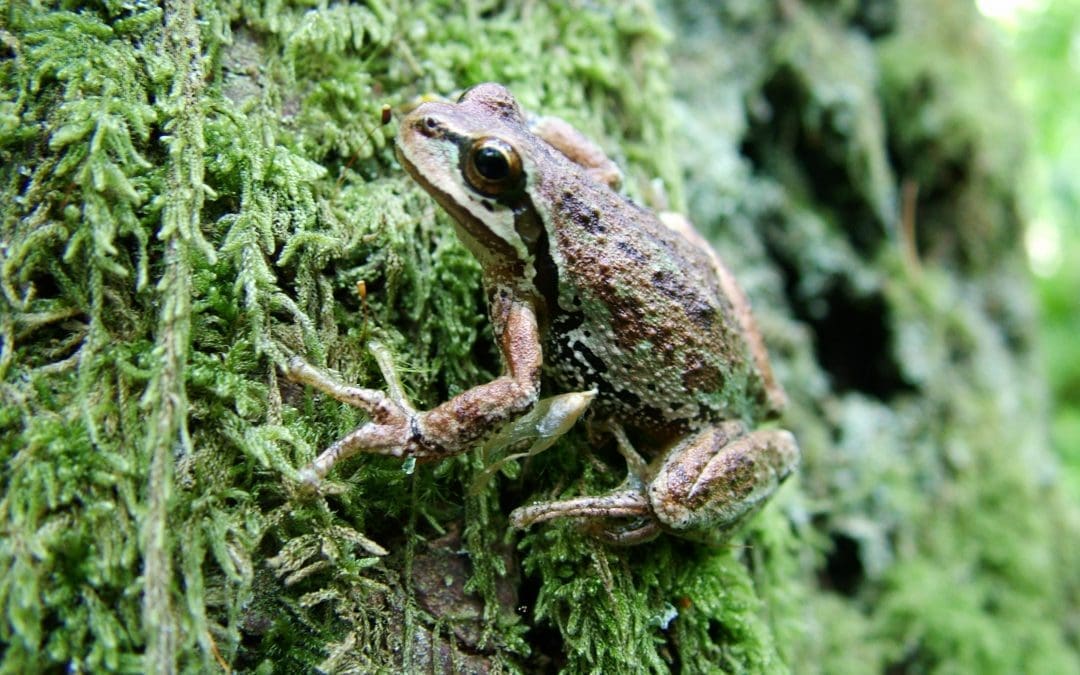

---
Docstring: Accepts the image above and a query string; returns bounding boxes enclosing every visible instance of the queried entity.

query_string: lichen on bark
[1,1,1078,673]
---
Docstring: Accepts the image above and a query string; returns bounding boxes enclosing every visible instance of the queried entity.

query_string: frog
[286,83,799,545]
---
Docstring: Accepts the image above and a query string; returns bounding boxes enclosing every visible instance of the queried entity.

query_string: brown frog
[287,84,799,544]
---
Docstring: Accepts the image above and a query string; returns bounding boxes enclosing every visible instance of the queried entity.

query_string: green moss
[2,0,1079,672]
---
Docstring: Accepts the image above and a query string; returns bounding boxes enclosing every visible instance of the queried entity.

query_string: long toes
[592,519,661,546]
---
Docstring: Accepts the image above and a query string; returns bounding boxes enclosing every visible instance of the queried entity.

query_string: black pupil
[474,146,509,180]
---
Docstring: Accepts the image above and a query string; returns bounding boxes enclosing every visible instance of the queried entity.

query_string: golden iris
[464,138,522,196]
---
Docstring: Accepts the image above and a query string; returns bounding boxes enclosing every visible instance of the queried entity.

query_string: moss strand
[140,0,207,671]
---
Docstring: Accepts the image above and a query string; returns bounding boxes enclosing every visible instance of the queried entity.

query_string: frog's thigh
[649,425,799,532]
[528,115,623,190]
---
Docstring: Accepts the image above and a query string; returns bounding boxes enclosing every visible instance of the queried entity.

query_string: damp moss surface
[2,1,1078,673]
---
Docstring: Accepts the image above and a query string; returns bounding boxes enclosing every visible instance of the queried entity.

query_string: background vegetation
[1,0,1078,673]
[997,0,1080,497]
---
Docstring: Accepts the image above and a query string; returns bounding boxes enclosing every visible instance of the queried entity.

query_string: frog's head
[396,83,544,270]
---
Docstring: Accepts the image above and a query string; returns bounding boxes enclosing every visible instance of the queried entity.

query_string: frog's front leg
[510,422,799,544]
[287,299,547,486]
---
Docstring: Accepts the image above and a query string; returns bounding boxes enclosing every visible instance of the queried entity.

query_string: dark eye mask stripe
[396,148,517,260]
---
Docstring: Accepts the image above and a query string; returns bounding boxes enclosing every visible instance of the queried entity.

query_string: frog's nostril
[415,115,441,137]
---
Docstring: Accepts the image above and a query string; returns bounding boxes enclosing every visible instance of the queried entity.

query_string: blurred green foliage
[1007,0,1080,494]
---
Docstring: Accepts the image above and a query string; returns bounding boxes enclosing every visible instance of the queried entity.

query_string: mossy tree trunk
[2,1,1078,673]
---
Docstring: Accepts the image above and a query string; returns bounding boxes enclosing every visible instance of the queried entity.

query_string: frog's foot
[509,488,660,545]
[286,342,421,487]
[287,301,546,487]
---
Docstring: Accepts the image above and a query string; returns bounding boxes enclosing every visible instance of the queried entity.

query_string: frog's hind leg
[509,484,664,544]
[510,489,650,528]
[529,115,623,190]
[509,423,660,543]
[649,424,800,537]
[591,517,662,545]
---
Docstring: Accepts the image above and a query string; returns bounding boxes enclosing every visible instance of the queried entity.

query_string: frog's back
[535,169,778,432]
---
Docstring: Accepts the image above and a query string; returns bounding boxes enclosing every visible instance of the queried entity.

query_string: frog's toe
[588,517,661,546]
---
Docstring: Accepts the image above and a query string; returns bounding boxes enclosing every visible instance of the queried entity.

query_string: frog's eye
[463,137,523,197]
